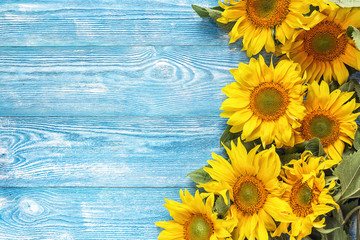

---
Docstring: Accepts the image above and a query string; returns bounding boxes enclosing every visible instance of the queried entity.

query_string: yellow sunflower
[279,3,360,85]
[273,151,338,240]
[217,0,323,57]
[198,139,294,240]
[220,55,306,148]
[156,189,236,240]
[295,81,360,163]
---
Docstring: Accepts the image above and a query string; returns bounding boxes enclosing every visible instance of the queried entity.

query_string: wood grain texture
[0,116,225,187]
[0,0,230,47]
[0,46,246,116]
[0,187,187,239]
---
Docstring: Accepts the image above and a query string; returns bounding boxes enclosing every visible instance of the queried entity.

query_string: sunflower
[156,189,236,240]
[279,3,360,85]
[198,139,294,240]
[217,0,322,57]
[273,151,338,240]
[295,81,360,163]
[220,55,306,148]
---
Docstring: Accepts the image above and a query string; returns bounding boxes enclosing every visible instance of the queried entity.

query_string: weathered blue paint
[0,0,358,239]
[0,187,194,239]
[0,116,225,188]
[0,46,244,116]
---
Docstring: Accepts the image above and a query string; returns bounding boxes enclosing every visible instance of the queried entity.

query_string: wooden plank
[0,46,245,116]
[0,0,229,46]
[0,188,357,240]
[0,187,189,239]
[0,116,226,187]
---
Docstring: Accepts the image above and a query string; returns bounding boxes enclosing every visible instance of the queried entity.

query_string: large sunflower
[273,152,338,240]
[221,55,306,148]
[156,189,236,240]
[295,81,360,162]
[279,3,360,85]
[198,140,294,240]
[217,0,322,57]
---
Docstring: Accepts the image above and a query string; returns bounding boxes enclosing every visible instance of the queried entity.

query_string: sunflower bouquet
[156,0,360,239]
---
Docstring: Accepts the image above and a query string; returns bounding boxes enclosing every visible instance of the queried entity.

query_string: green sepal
[213,193,230,217]
[191,5,236,32]
[333,150,360,202]
[187,165,213,184]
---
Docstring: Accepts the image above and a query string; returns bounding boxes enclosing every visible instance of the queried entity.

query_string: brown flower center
[304,21,348,62]
[184,214,214,240]
[233,176,268,215]
[289,180,314,217]
[246,0,290,28]
[300,110,340,147]
[250,82,289,120]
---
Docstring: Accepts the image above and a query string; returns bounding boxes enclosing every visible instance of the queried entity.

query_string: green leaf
[340,199,360,219]
[326,0,360,7]
[220,125,260,152]
[268,235,288,240]
[278,138,326,165]
[213,193,230,216]
[333,150,360,201]
[283,138,325,157]
[279,153,302,165]
[322,211,352,240]
[305,5,320,16]
[338,79,360,115]
[354,128,360,151]
[187,166,212,184]
[191,4,211,18]
[347,26,360,51]
[329,81,340,92]
[339,79,360,97]
[191,5,236,32]
[316,226,340,234]
[220,125,241,148]
[305,138,326,157]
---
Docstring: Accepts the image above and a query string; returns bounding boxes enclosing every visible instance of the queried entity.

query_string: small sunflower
[220,55,306,148]
[217,0,322,57]
[273,151,338,240]
[156,189,236,240]
[279,3,360,85]
[198,140,294,240]
[295,81,360,162]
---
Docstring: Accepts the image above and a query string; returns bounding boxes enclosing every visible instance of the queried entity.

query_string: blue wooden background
[0,0,358,239]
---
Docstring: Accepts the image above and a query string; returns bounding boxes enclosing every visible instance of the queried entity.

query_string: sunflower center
[289,180,314,217]
[300,110,340,147]
[246,0,290,28]
[184,215,213,240]
[297,184,313,206]
[233,176,267,215]
[250,82,289,120]
[304,21,348,62]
